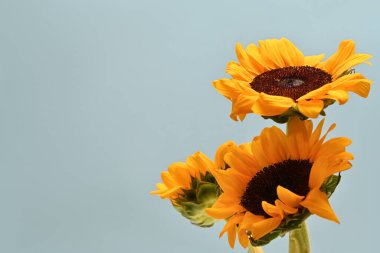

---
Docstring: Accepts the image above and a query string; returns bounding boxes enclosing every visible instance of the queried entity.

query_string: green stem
[286,119,290,135]
[288,222,310,253]
[248,245,264,253]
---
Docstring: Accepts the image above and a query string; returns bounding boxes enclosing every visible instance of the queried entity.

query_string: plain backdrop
[0,0,379,252]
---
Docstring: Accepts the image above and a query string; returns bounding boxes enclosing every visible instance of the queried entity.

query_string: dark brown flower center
[240,159,312,217]
[250,66,332,100]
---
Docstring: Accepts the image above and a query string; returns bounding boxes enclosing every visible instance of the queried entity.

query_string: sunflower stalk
[288,222,310,253]
[248,245,264,253]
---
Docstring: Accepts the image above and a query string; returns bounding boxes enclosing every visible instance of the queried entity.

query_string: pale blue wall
[0,0,379,252]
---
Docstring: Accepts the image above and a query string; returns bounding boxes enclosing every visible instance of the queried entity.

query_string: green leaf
[320,174,341,198]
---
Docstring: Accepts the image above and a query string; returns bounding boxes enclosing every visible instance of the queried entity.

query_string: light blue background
[0,1,378,252]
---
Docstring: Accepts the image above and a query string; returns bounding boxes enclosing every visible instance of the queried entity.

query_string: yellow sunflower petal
[250,136,271,168]
[257,38,305,68]
[226,61,254,82]
[309,160,352,189]
[161,171,179,188]
[252,93,295,116]
[259,126,289,164]
[332,53,372,79]
[280,38,305,66]
[304,54,325,67]
[150,183,168,196]
[287,117,310,160]
[210,168,249,196]
[225,147,261,177]
[262,39,287,68]
[219,215,239,237]
[214,141,237,170]
[309,119,324,146]
[308,159,328,190]
[309,122,336,161]
[236,43,258,75]
[158,186,182,198]
[322,40,372,79]
[213,79,250,100]
[227,226,237,248]
[240,212,266,229]
[168,163,192,187]
[301,189,340,223]
[297,99,324,118]
[245,43,271,74]
[331,73,371,98]
[250,217,283,240]
[275,199,298,215]
[206,204,244,219]
[298,73,371,102]
[317,137,352,160]
[231,94,258,121]
[262,201,284,219]
[325,90,350,104]
[267,126,290,160]
[238,228,250,248]
[277,185,304,208]
[186,152,212,177]
[219,213,245,248]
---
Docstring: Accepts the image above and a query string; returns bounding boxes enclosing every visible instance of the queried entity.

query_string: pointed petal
[262,201,284,219]
[250,217,283,240]
[277,185,304,208]
[238,228,250,248]
[301,189,340,223]
[227,225,237,248]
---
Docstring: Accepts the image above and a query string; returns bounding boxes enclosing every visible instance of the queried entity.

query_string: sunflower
[213,38,372,121]
[151,143,239,227]
[206,118,353,248]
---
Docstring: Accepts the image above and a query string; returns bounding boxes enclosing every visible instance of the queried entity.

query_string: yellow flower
[213,38,372,121]
[151,152,218,227]
[206,118,352,248]
[151,143,239,227]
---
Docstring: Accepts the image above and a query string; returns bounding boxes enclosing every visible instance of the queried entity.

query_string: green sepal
[261,107,308,124]
[320,174,341,198]
[261,97,337,124]
[173,172,220,228]
[196,182,218,203]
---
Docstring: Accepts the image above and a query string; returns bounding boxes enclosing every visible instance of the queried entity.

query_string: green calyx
[248,174,341,247]
[173,172,220,227]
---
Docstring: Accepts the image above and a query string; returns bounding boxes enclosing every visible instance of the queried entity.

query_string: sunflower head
[206,118,353,248]
[213,38,372,122]
[151,152,219,227]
